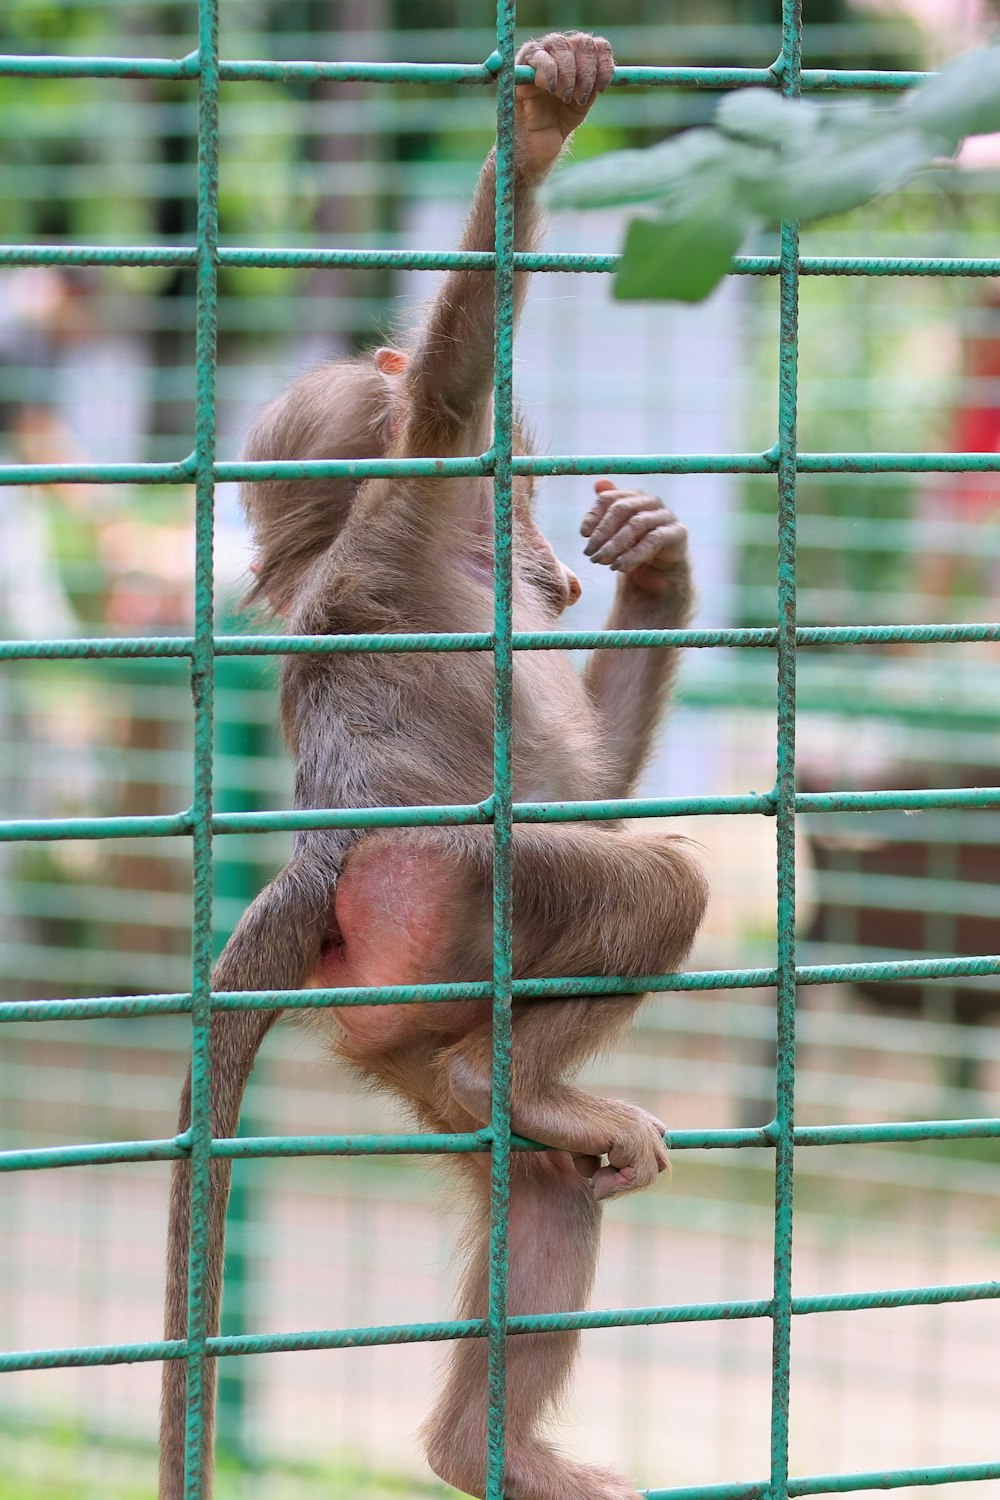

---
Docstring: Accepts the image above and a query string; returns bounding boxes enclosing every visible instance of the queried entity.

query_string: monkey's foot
[506,1453,644,1500]
[576,1099,670,1202]
[429,1430,643,1500]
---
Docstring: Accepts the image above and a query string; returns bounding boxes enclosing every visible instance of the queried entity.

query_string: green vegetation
[0,1421,454,1500]
[546,45,1000,300]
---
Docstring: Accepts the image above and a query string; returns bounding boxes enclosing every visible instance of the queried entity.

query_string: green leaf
[543,129,729,211]
[614,210,750,303]
[767,125,933,222]
[546,41,1000,304]
[716,88,794,148]
[907,44,1000,150]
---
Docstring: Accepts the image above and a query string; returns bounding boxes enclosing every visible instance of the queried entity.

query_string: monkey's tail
[159,850,335,1500]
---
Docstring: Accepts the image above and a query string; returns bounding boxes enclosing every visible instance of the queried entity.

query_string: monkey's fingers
[591,36,615,94]
[613,522,690,576]
[583,492,675,556]
[518,33,576,101]
[587,510,677,568]
[517,33,613,110]
[570,35,599,106]
[516,39,560,95]
[580,484,644,540]
[580,479,622,538]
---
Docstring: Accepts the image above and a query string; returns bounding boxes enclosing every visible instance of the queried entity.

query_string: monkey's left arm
[580,482,694,799]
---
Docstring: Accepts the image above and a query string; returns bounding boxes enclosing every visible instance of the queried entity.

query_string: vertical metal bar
[212,646,270,1461]
[770,2,802,1498]
[487,3,517,1497]
[183,0,220,1494]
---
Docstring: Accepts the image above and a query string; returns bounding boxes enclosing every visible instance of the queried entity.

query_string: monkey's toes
[589,1109,669,1200]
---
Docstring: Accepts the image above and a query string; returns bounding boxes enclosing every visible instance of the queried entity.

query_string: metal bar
[5,953,998,1027]
[5,621,1000,662]
[0,55,927,88]
[769,6,802,1496]
[645,1460,1000,1500]
[0,460,193,485]
[181,3,220,1493]
[3,1279,997,1374]
[6,1117,1000,1174]
[486,7,516,1493]
[6,246,1000,277]
[10,784,1000,844]
[219,452,1000,479]
[6,451,1000,487]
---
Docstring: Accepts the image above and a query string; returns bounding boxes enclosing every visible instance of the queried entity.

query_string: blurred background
[2,1,1000,1497]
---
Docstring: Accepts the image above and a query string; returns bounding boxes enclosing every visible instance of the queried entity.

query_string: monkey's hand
[581,478,691,601]
[515,32,615,176]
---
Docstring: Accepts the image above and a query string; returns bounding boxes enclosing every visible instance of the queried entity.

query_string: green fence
[2,4,1000,1500]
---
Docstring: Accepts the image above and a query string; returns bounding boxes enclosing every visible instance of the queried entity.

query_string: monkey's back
[281,579,606,823]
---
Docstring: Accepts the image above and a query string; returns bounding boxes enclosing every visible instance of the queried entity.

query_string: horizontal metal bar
[0,55,926,87]
[798,68,926,91]
[4,955,1000,1025]
[740,255,1000,278]
[0,794,768,841]
[0,812,194,842]
[793,1119,1000,1145]
[213,1130,489,1158]
[5,245,1000,278]
[799,786,1000,812]
[3,1278,994,1374]
[0,1129,491,1172]
[4,1117,995,1174]
[7,784,1000,843]
[792,623,1000,646]
[0,52,202,80]
[208,801,493,835]
[796,954,1000,987]
[239,449,1000,478]
[0,459,194,487]
[7,451,1000,487]
[647,1459,1000,1500]
[214,454,776,481]
[0,1137,187,1172]
[3,622,999,662]
[215,455,493,482]
[795,452,1000,473]
[208,793,771,837]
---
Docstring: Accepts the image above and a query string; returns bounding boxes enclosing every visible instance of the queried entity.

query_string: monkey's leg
[441,999,671,1203]
[424,1154,643,1500]
[316,825,702,1195]
[433,822,701,1197]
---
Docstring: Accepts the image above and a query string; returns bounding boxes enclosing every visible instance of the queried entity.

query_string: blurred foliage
[0,1420,454,1500]
[547,47,1000,301]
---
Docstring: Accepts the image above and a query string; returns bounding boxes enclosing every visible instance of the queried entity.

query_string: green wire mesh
[2,3,1000,1499]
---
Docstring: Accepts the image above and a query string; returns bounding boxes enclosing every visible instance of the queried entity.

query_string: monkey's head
[241,347,409,614]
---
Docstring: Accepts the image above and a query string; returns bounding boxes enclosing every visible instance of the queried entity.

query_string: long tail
[159,847,336,1500]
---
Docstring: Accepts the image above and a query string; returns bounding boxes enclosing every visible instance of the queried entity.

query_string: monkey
[160,32,708,1500]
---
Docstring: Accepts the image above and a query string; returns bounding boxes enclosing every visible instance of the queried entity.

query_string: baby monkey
[161,31,707,1500]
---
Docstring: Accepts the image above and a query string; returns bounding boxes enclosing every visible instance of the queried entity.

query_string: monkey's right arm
[581,482,695,799]
[400,32,614,455]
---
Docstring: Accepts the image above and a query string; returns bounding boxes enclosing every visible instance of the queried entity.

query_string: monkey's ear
[374,346,409,377]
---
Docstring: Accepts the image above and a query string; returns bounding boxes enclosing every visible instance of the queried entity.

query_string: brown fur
[160,34,707,1500]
